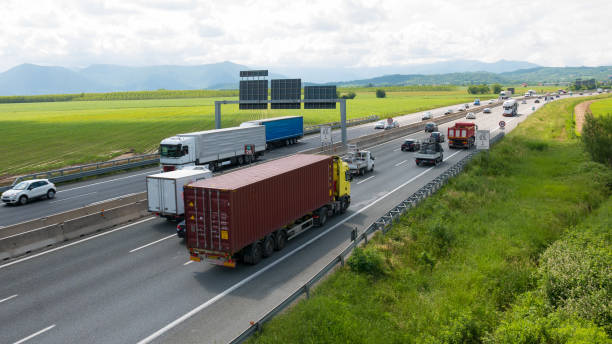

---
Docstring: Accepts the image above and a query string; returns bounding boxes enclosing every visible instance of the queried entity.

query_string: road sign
[476,130,490,150]
[498,120,506,129]
[320,126,332,145]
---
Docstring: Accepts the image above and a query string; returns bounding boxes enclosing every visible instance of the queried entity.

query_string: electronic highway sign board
[239,80,268,110]
[240,70,268,77]
[304,86,336,109]
[271,79,301,109]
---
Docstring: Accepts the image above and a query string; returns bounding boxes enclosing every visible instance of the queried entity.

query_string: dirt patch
[111,152,136,161]
[574,100,595,134]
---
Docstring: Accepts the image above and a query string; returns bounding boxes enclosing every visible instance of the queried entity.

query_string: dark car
[424,122,438,133]
[401,139,420,152]
[430,131,445,143]
[177,220,186,238]
[534,99,540,103]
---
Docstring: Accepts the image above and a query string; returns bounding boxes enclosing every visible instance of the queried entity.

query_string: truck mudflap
[190,249,236,268]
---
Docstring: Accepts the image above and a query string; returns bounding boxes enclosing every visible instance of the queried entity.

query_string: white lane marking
[395,160,407,167]
[129,234,176,253]
[137,149,463,344]
[49,191,97,204]
[0,294,18,304]
[86,192,142,206]
[13,324,56,344]
[57,171,152,193]
[0,217,155,270]
[356,176,375,185]
[183,260,194,266]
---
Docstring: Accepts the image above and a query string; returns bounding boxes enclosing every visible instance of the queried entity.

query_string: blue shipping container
[240,116,304,145]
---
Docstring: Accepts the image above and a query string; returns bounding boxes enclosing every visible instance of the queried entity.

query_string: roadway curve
[0,95,573,343]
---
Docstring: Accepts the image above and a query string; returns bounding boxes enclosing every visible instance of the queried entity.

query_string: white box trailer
[147,169,212,220]
[159,125,266,172]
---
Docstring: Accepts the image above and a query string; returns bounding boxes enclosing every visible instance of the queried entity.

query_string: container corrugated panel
[185,154,333,254]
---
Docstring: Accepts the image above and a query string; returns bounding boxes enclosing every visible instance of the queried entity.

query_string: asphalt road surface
[0,96,559,343]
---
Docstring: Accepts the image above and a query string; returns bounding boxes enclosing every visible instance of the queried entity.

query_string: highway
[0,96,559,343]
[0,98,502,227]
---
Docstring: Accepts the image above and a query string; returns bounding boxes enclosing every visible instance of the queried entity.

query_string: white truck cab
[159,136,197,171]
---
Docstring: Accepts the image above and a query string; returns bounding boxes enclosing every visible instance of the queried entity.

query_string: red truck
[448,122,478,148]
[184,154,352,267]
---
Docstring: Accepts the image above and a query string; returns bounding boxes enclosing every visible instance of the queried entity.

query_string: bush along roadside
[248,96,612,343]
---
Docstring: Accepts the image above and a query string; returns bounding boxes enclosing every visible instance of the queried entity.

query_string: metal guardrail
[231,132,506,344]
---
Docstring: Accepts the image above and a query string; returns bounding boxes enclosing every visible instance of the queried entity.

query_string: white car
[465,112,476,119]
[488,100,494,104]
[384,120,399,130]
[421,112,433,120]
[483,108,492,113]
[1,179,56,205]
[374,120,386,129]
[521,99,527,104]
[444,109,453,115]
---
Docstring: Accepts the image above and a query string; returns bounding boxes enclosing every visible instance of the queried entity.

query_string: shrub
[376,89,386,98]
[340,91,357,99]
[492,84,503,94]
[347,247,387,277]
[581,113,612,167]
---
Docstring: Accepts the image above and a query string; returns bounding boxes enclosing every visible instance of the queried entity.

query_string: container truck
[147,169,212,221]
[159,126,266,172]
[240,116,303,148]
[448,122,478,148]
[502,99,518,117]
[185,154,352,267]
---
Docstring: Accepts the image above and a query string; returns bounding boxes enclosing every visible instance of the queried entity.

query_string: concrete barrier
[0,200,148,261]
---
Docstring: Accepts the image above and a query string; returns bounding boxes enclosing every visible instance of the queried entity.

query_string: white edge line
[86,192,141,207]
[395,160,407,167]
[0,217,155,270]
[57,170,152,193]
[49,191,98,204]
[129,234,176,253]
[137,149,463,344]
[0,294,18,303]
[13,324,56,344]
[356,176,375,185]
[183,260,194,266]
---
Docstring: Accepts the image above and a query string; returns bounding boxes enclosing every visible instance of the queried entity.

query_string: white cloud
[0,0,611,72]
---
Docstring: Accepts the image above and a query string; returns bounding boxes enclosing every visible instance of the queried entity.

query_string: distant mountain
[0,61,610,95]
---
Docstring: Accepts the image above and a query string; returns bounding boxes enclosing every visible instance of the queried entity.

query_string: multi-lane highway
[0,95,565,343]
[0,98,517,227]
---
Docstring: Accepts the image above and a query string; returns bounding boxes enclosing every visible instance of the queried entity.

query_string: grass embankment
[1,88,491,177]
[589,97,612,118]
[248,97,612,343]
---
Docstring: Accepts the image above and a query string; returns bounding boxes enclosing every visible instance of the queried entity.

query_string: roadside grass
[247,96,612,343]
[1,90,492,177]
[589,97,612,118]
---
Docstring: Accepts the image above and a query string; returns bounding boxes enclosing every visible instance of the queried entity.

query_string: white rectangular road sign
[476,130,490,150]
[320,126,332,144]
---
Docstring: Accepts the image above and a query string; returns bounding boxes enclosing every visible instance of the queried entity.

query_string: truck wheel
[370,164,374,172]
[274,230,287,251]
[244,242,262,265]
[208,163,216,172]
[237,156,244,165]
[262,235,274,258]
[315,207,328,227]
[19,195,28,205]
[340,197,349,214]
[245,155,252,164]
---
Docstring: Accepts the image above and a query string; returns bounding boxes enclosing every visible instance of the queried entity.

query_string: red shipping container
[184,154,333,255]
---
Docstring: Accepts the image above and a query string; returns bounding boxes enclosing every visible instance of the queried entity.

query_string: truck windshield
[160,144,183,157]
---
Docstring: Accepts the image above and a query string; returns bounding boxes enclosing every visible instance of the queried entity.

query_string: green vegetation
[0,89,239,103]
[590,97,612,118]
[0,89,498,177]
[375,89,386,98]
[582,112,612,167]
[467,84,491,94]
[248,96,612,343]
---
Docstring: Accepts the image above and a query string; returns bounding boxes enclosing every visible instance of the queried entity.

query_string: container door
[147,178,161,212]
[162,179,177,214]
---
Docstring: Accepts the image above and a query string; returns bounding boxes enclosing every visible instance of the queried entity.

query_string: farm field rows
[1,89,487,177]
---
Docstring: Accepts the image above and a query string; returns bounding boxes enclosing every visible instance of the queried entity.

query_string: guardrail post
[304,284,310,299]
[351,227,357,241]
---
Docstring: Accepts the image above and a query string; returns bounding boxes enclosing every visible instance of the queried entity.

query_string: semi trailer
[185,154,351,267]
[159,126,266,172]
[146,168,212,221]
[240,116,304,148]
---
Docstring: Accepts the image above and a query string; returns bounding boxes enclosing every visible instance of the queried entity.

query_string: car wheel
[47,189,56,199]
[19,195,28,205]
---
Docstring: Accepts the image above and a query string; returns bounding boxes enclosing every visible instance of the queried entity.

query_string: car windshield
[12,182,28,190]
[160,144,183,157]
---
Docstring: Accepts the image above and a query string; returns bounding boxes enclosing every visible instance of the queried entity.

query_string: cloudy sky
[1,0,611,72]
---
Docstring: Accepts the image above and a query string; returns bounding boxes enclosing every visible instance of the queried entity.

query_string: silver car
[374,120,386,129]
[483,108,491,113]
[465,112,476,119]
[1,179,56,205]
[422,112,433,120]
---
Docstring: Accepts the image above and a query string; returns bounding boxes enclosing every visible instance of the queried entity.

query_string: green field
[248,96,612,343]
[0,89,494,177]
[589,97,612,117]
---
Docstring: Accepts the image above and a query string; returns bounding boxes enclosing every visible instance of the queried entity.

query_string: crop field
[589,97,612,117]
[248,95,612,343]
[1,89,494,177]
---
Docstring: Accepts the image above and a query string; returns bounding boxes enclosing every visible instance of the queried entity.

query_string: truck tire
[314,207,328,227]
[243,242,263,265]
[274,230,287,251]
[340,197,349,214]
[370,164,374,172]
[245,155,252,164]
[208,163,217,172]
[262,235,274,257]
[19,195,28,205]
[237,156,244,165]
